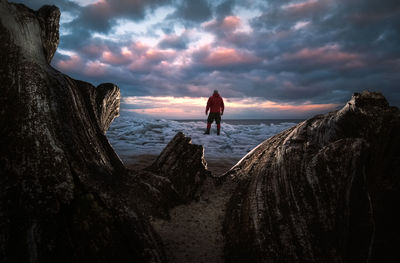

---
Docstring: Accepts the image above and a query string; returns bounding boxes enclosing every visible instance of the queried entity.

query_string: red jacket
[206,93,224,114]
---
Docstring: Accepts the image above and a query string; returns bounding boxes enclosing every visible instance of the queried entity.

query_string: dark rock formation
[223,91,400,262]
[149,132,211,203]
[0,1,167,262]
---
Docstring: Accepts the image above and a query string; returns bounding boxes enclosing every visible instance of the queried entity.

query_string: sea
[106,115,303,163]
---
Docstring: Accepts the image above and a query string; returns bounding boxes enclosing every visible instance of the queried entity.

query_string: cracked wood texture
[223,91,400,263]
[0,1,165,262]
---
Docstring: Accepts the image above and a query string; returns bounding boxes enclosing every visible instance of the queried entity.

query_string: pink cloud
[222,16,241,31]
[202,16,252,48]
[57,55,83,72]
[203,15,241,33]
[202,47,260,67]
[144,49,176,62]
[282,0,331,16]
[284,45,365,69]
[158,30,191,48]
[130,41,149,54]
[127,48,177,72]
[84,61,108,76]
[102,48,133,65]
[202,19,217,30]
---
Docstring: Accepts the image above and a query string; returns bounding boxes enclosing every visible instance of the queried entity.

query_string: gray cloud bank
[14,0,400,109]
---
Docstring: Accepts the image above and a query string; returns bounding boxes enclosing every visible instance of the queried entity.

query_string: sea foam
[107,116,298,161]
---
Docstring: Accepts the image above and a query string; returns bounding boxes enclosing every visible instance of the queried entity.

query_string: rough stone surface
[0,1,165,262]
[223,91,400,263]
[149,132,211,203]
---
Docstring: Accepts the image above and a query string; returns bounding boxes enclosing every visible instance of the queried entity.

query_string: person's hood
[212,93,221,98]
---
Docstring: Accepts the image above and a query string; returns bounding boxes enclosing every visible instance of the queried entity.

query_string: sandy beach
[123,154,239,263]
[151,176,236,263]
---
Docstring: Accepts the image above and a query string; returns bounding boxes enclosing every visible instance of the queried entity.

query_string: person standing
[204,90,224,135]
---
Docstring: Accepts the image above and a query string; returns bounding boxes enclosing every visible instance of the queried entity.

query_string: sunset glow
[122,96,338,119]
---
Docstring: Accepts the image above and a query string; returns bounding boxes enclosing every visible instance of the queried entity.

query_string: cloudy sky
[16,0,400,119]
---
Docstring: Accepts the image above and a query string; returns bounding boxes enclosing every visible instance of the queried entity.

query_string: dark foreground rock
[0,1,175,262]
[223,91,400,262]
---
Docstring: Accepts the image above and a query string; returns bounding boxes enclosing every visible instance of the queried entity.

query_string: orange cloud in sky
[130,41,149,52]
[284,45,365,68]
[222,16,241,31]
[57,55,83,71]
[102,49,133,65]
[145,49,176,61]
[203,48,259,66]
[281,0,333,18]
[292,46,359,61]
[125,46,177,71]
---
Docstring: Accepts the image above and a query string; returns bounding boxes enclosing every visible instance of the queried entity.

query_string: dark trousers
[207,112,221,129]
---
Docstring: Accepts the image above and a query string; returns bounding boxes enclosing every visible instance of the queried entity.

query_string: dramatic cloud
[15,0,400,118]
[172,0,212,22]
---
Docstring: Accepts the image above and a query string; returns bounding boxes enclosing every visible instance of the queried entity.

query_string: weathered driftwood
[0,2,162,262]
[223,91,400,263]
[149,132,211,203]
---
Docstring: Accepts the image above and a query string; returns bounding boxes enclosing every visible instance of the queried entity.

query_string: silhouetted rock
[149,132,211,203]
[223,91,400,262]
[0,1,165,262]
